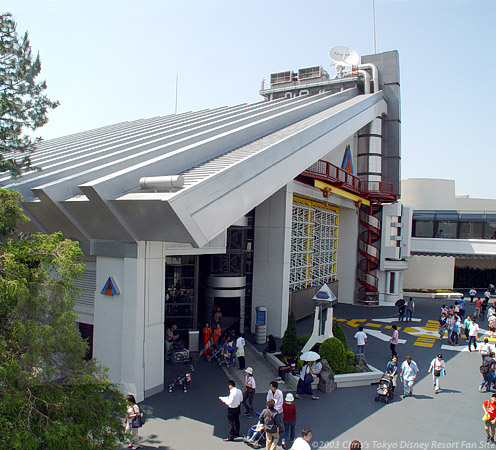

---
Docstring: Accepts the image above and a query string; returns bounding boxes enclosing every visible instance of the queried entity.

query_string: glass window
[485,215,496,239]
[413,220,434,238]
[459,214,483,239]
[436,221,457,238]
[389,272,396,294]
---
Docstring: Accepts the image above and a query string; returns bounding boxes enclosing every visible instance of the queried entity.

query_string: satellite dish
[328,46,360,67]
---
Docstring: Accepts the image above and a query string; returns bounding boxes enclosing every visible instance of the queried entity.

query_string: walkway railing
[304,160,361,194]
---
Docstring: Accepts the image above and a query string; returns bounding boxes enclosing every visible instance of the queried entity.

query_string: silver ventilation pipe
[139,176,184,190]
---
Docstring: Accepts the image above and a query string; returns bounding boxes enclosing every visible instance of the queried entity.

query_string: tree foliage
[319,337,347,374]
[0,188,127,449]
[280,311,299,356]
[0,13,59,177]
[332,321,348,350]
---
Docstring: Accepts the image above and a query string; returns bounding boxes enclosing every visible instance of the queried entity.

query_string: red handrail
[302,160,396,200]
[304,160,361,194]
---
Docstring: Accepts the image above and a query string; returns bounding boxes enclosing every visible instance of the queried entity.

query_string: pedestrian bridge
[411,237,496,258]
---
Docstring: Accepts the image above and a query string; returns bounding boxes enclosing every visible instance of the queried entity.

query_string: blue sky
[4,0,495,198]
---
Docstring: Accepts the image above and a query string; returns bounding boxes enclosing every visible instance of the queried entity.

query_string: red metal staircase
[356,204,382,305]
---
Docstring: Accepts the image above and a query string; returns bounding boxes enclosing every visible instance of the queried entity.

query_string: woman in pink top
[389,325,399,358]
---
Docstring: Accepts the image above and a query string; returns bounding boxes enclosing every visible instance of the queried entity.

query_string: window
[389,272,396,294]
[412,212,435,238]
[485,215,496,239]
[435,212,459,238]
[459,214,483,239]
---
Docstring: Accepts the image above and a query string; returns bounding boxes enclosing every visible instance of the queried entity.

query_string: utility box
[188,330,199,353]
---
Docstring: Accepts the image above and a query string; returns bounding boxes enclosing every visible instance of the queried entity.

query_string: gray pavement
[120,297,494,449]
[220,341,297,393]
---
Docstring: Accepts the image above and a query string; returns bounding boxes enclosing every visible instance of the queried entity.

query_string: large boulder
[354,353,372,373]
[317,359,336,394]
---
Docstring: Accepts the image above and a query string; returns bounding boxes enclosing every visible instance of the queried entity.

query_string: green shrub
[297,333,311,352]
[346,350,355,367]
[333,321,348,349]
[280,312,299,356]
[319,337,347,374]
[345,364,357,373]
[296,358,305,371]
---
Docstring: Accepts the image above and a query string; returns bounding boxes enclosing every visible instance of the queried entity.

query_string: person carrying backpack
[480,352,496,393]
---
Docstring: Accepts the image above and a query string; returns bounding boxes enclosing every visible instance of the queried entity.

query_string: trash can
[188,330,200,353]
[255,306,267,344]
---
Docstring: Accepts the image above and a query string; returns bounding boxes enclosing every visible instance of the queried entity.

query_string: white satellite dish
[328,46,360,67]
[328,46,360,78]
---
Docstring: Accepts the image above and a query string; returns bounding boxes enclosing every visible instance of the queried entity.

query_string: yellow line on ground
[366,323,381,328]
[335,318,347,322]
[384,325,392,329]
[414,342,434,347]
[347,319,367,327]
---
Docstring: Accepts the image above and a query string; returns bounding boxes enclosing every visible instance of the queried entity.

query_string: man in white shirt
[266,380,284,414]
[468,318,480,352]
[290,427,312,450]
[399,356,419,398]
[353,326,368,354]
[219,379,243,441]
[236,334,246,370]
[470,288,477,303]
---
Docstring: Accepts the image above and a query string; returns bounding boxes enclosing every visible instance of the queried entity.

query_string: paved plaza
[120,297,493,449]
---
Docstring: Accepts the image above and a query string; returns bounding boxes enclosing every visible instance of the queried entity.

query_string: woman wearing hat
[242,367,256,418]
[428,354,446,394]
[281,393,297,449]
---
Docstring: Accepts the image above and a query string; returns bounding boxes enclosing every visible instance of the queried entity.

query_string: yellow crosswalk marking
[366,323,381,328]
[414,342,434,347]
[347,319,366,327]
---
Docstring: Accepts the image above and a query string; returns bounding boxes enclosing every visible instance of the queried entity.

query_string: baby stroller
[219,341,236,368]
[170,340,191,365]
[206,342,225,363]
[243,416,265,449]
[168,364,195,393]
[375,374,394,403]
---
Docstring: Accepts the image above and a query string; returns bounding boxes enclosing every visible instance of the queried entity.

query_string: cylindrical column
[357,117,383,187]
[255,306,267,344]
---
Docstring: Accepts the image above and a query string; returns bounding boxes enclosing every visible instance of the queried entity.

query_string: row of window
[412,212,496,239]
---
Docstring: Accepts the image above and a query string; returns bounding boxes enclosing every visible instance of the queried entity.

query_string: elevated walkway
[411,237,496,257]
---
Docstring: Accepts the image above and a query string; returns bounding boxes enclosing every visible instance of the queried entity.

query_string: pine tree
[0,13,59,177]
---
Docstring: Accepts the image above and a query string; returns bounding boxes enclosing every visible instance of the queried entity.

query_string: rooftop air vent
[298,66,324,81]
[270,71,295,86]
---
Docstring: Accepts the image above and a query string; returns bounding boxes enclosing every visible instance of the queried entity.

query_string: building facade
[3,50,409,400]
[402,178,496,289]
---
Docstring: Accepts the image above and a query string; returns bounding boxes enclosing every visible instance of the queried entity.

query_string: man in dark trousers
[219,379,243,441]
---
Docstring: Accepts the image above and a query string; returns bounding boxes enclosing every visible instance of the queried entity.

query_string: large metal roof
[3,88,387,247]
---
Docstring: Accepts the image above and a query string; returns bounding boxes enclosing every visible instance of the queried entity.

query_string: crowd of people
[124,286,496,448]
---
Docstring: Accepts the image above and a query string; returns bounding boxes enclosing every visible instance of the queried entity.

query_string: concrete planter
[266,352,382,389]
[404,291,463,299]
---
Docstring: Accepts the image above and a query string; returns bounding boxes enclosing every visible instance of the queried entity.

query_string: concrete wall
[401,179,457,210]
[252,185,293,338]
[403,255,455,289]
[402,178,496,212]
[92,241,165,402]
[337,207,358,304]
